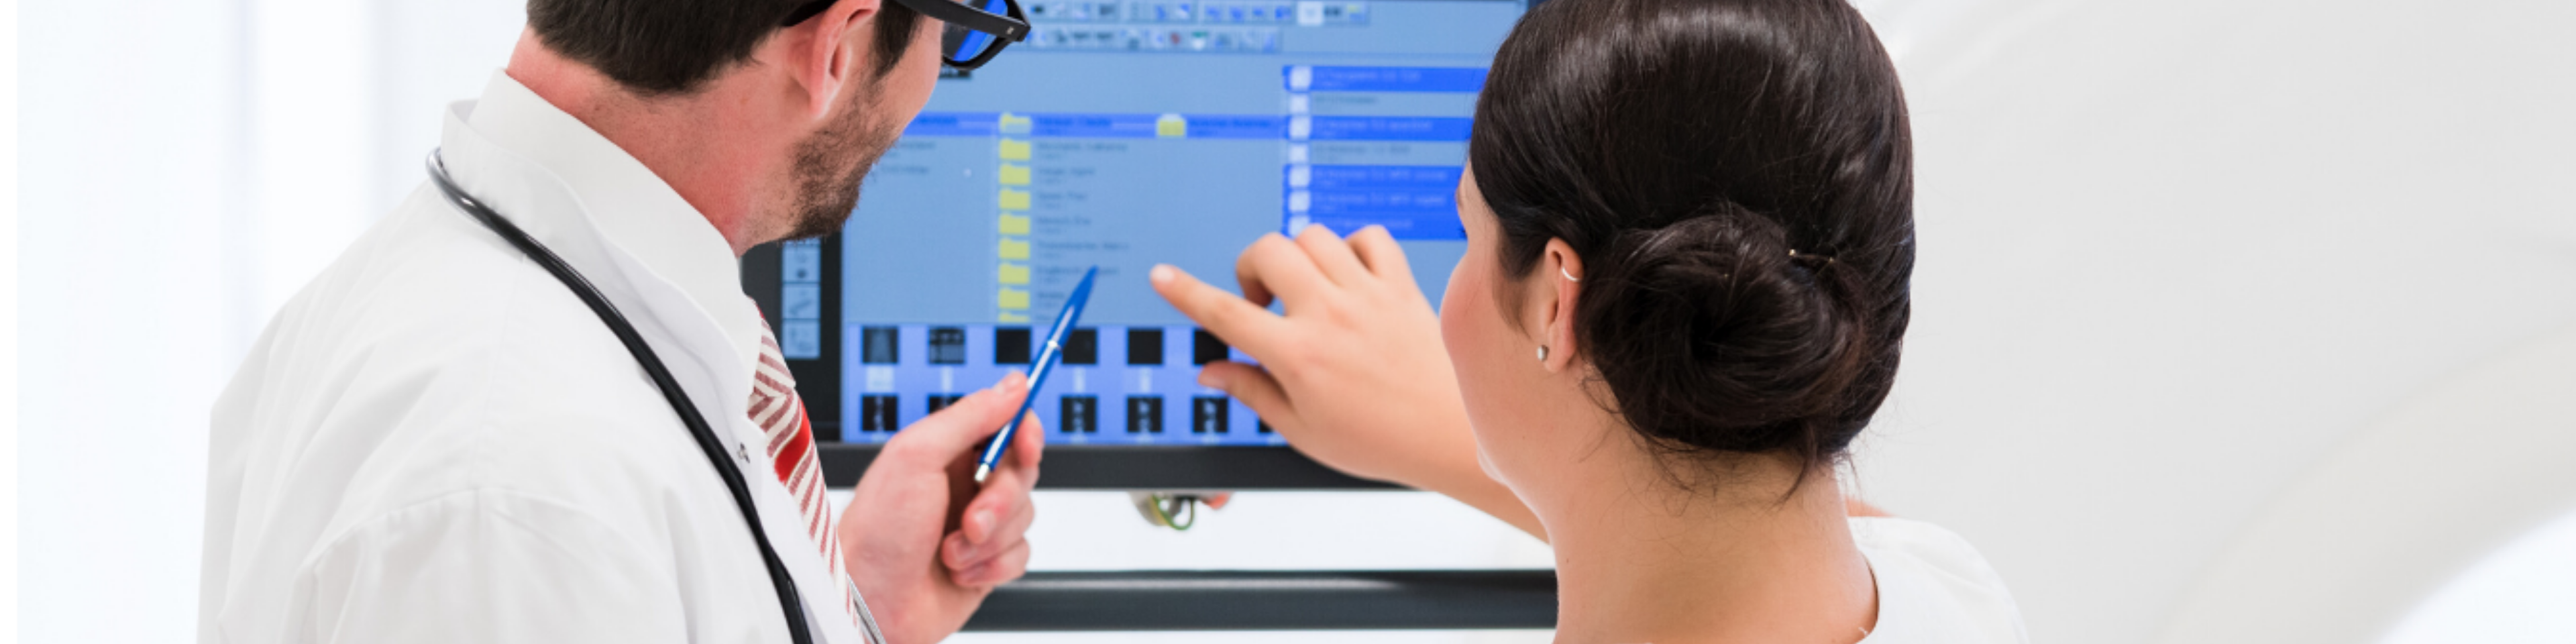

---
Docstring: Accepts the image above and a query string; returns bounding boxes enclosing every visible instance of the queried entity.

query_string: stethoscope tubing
[427,150,817,644]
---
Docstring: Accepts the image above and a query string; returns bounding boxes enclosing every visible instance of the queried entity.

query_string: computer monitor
[747,0,1528,488]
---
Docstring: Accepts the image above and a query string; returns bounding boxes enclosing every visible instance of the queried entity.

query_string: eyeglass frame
[780,0,1031,71]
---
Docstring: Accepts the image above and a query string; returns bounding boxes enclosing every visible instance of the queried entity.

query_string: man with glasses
[201,1,1030,643]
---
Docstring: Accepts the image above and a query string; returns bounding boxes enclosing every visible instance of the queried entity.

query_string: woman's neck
[1544,461,1878,644]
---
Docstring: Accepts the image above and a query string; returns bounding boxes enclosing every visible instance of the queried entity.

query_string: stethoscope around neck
[427,149,863,644]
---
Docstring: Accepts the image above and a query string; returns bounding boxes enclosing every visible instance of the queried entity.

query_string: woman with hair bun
[1150,0,2026,641]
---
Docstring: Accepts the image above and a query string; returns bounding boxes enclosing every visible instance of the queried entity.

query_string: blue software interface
[803,0,1524,445]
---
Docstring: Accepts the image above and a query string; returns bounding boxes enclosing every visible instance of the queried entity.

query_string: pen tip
[973,464,992,484]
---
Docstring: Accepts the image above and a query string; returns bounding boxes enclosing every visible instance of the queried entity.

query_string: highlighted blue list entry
[902,112,1285,139]
[1288,66,1487,93]
[1289,165,1467,241]
[903,112,1001,137]
[904,112,1470,141]
[1303,165,1462,191]
[1307,117,1472,142]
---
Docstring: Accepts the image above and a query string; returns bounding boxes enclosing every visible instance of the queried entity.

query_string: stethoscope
[429,150,882,644]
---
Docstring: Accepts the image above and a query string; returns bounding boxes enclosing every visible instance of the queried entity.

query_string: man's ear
[1536,239,1583,372]
[782,0,884,118]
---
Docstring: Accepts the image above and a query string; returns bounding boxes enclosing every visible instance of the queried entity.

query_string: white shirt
[201,72,871,644]
[1852,517,2031,644]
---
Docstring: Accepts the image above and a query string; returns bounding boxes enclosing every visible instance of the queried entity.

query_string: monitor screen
[772,0,1527,446]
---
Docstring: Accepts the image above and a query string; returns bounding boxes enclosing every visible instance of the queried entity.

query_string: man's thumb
[896,371,1030,455]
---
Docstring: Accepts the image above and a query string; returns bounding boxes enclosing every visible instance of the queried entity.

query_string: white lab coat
[201,72,875,644]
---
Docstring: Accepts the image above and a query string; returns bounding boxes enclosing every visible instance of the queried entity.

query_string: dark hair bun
[1468,0,1915,470]
[1579,209,1868,460]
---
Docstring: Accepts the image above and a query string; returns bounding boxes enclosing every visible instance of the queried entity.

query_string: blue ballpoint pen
[975,266,1097,484]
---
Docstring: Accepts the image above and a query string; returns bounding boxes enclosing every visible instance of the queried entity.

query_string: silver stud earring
[1537,345,1550,362]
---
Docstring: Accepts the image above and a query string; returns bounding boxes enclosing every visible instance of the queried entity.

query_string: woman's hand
[838,372,1043,644]
[1152,226,1541,537]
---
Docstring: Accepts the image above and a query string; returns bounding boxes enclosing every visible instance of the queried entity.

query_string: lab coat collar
[434,72,866,644]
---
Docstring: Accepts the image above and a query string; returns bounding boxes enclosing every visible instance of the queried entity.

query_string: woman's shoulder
[1848,517,2032,644]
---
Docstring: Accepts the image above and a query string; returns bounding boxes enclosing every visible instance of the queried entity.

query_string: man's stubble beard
[780,81,907,242]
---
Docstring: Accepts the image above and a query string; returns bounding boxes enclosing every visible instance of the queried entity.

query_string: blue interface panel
[816,0,1524,445]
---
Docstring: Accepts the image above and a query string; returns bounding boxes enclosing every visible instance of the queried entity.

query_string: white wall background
[1841,3,2576,644]
[2383,504,2576,644]
[16,1,2576,643]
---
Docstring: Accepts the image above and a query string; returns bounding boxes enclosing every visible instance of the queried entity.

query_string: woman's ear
[1535,239,1583,372]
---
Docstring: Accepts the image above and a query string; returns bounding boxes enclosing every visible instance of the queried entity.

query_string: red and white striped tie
[748,323,863,625]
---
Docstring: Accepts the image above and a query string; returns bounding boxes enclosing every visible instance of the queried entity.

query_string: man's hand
[838,372,1043,644]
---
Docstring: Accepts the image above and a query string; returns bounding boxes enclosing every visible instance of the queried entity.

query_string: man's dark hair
[1472,0,1914,481]
[527,0,923,97]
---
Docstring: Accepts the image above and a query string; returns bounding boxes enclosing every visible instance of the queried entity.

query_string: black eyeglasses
[782,0,1030,72]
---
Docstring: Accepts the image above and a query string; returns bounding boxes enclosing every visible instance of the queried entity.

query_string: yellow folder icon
[998,212,1031,235]
[998,311,1030,323]
[999,112,1033,134]
[998,287,1030,310]
[998,262,1030,284]
[1157,113,1187,138]
[999,188,1030,211]
[998,237,1030,260]
[998,164,1031,186]
[998,138,1032,161]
